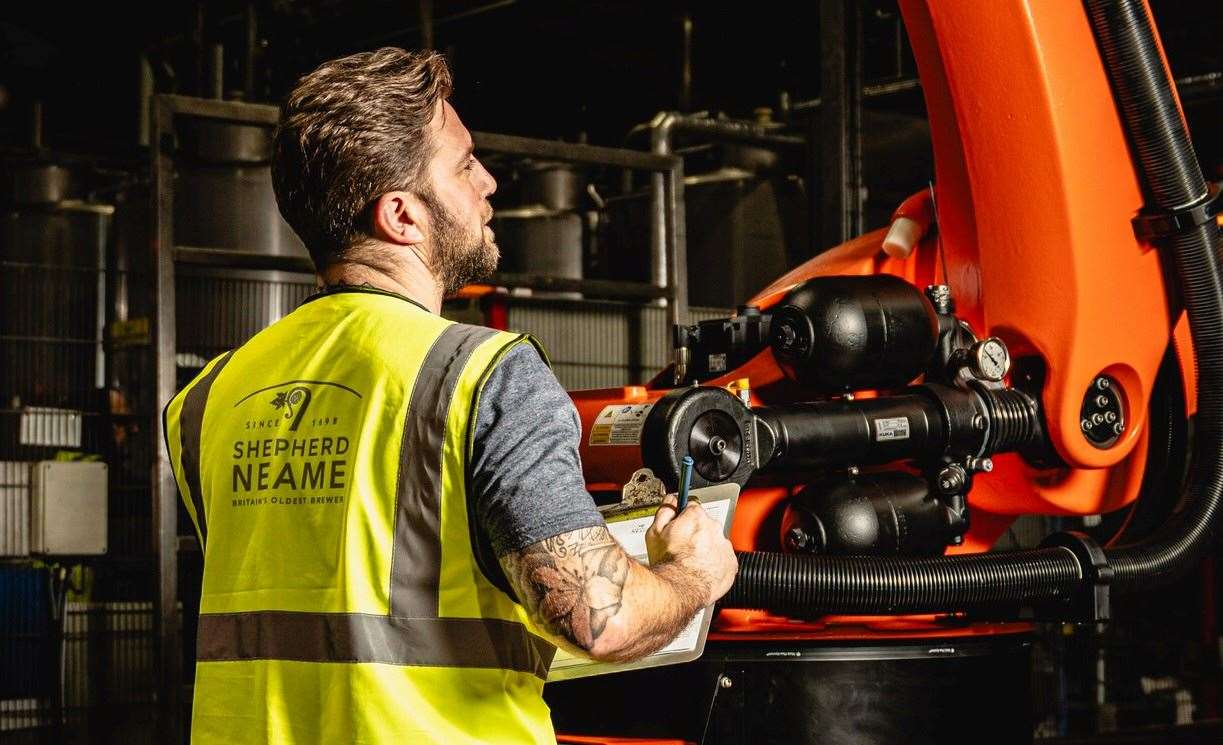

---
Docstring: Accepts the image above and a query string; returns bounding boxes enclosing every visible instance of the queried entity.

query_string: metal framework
[471,131,689,330]
[150,93,282,742]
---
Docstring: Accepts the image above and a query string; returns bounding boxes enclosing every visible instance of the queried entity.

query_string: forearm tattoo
[504,526,630,650]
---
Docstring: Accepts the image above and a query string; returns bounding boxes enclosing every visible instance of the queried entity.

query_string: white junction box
[30,461,108,556]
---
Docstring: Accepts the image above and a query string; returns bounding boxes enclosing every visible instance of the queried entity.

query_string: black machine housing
[655,275,1046,557]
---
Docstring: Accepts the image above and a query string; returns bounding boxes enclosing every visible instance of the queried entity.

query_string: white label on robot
[874,417,910,441]
[589,404,655,446]
[708,353,727,373]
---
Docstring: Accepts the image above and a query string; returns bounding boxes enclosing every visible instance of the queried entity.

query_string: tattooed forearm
[504,526,630,650]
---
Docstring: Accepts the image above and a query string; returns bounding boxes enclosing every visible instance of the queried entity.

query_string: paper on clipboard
[546,482,739,682]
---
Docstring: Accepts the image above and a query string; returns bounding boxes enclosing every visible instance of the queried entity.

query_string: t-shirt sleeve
[470,342,604,557]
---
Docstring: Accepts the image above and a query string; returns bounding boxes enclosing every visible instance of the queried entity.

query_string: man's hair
[272,48,452,270]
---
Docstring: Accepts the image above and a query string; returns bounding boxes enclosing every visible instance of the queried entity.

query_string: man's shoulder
[486,335,548,370]
[476,339,570,429]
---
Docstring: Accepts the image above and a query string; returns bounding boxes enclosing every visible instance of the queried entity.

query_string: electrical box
[29,461,108,556]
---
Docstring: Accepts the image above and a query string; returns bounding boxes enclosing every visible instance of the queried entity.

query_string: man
[164,47,738,744]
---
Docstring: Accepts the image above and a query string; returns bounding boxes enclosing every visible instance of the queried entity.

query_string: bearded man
[163,48,737,744]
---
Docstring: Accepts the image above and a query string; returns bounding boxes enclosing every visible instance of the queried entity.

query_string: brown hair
[272,48,452,270]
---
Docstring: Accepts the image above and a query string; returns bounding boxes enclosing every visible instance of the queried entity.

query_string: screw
[979,458,994,473]
[937,465,966,494]
[1112,422,1124,435]
[719,675,734,689]
[1104,411,1117,423]
[1096,377,1111,390]
[709,436,727,455]
[1081,418,1093,431]
[786,527,812,552]
[925,284,953,314]
[1096,395,1110,408]
[847,465,860,478]
[1092,413,1104,425]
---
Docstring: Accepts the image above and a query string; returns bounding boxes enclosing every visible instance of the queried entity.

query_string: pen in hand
[677,455,694,511]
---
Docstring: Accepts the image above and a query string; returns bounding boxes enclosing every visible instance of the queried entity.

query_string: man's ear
[370,190,428,246]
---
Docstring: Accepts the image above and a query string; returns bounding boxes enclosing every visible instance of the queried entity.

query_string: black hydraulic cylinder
[755,383,1038,471]
[756,394,946,470]
[768,275,939,393]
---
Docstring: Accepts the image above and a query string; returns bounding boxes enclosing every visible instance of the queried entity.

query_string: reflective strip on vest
[177,351,233,548]
[390,323,497,618]
[197,611,552,679]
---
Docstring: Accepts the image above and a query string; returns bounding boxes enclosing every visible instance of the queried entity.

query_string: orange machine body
[572,0,1195,641]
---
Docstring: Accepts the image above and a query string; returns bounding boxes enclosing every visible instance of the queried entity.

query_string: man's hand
[645,494,738,607]
[499,498,738,664]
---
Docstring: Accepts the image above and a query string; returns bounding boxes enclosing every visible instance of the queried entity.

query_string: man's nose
[477,160,497,198]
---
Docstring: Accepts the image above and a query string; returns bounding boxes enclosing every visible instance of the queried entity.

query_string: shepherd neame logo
[229,380,363,502]
[231,435,350,493]
[270,385,312,431]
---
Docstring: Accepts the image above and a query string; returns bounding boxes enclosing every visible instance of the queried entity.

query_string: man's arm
[471,344,736,661]
[500,498,735,663]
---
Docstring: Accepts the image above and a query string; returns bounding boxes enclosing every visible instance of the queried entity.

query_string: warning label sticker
[589,404,655,447]
[874,416,910,441]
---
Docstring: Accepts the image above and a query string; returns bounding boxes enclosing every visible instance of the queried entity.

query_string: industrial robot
[546,1,1222,742]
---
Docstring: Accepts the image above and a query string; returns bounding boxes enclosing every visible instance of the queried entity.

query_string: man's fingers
[651,494,680,531]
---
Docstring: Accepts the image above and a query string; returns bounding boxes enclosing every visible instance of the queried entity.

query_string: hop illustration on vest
[269,386,313,432]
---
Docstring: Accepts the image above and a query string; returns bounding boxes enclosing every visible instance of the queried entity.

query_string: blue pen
[677,455,694,511]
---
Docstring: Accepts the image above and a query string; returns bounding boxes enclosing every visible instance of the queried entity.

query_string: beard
[420,190,499,296]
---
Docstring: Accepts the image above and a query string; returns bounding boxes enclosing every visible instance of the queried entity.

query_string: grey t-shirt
[470,343,604,558]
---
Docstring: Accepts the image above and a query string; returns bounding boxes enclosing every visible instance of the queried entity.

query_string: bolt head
[1112,422,1124,435]
[719,675,734,689]
[1096,377,1111,390]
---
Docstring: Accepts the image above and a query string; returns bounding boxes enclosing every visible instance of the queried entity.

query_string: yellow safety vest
[164,286,557,744]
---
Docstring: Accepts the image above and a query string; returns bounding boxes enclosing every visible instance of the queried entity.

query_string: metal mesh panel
[1,200,159,743]
[504,299,731,390]
[0,566,53,742]
[174,268,316,365]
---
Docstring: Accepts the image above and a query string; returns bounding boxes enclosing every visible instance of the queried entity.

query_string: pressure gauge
[971,337,1011,382]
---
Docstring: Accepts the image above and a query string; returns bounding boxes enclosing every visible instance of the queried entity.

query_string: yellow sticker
[588,403,654,446]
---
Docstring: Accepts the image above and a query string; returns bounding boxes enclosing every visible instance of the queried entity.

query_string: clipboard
[546,482,740,682]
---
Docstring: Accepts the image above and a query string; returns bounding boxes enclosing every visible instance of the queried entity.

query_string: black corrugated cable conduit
[723,0,1222,617]
[1087,0,1222,590]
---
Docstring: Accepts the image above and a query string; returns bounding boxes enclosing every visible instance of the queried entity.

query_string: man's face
[420,101,499,295]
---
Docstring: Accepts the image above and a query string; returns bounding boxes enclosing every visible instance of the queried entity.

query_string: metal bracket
[1132,182,1222,241]
[1037,530,1112,623]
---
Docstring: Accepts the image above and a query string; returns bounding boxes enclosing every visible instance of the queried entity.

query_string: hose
[724,0,1221,615]
[725,550,1082,617]
[1087,0,1221,590]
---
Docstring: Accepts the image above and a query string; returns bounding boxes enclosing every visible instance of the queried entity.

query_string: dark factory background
[1,1,1221,744]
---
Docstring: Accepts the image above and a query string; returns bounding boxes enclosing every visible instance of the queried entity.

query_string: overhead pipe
[642,111,806,308]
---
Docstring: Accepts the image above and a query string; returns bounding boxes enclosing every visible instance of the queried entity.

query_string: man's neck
[320,245,443,314]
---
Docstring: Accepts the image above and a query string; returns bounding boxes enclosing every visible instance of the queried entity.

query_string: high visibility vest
[164,286,557,744]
